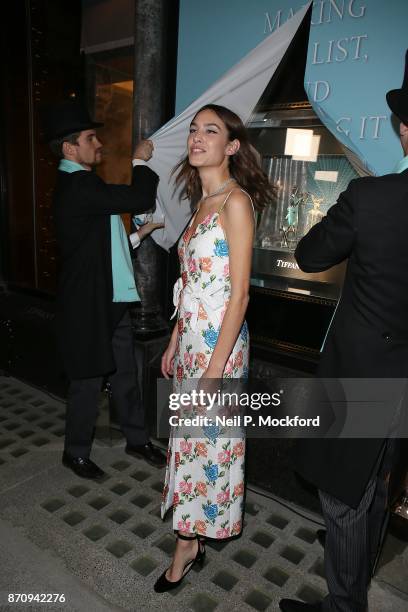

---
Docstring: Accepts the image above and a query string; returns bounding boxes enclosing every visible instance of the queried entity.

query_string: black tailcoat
[53,165,158,379]
[295,169,408,508]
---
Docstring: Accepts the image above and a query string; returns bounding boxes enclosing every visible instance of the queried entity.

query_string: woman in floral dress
[154,105,274,592]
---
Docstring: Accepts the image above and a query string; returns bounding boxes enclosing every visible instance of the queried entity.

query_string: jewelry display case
[246,103,358,369]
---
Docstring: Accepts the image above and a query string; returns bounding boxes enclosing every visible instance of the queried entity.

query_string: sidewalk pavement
[0,376,407,611]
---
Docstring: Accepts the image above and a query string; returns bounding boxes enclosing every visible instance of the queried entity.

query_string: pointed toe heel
[153,533,206,593]
[154,570,179,593]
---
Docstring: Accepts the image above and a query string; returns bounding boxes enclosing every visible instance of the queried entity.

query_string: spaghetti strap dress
[161,188,252,539]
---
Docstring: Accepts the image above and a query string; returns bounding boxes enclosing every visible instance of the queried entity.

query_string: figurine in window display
[304,193,324,234]
[154,104,274,593]
[285,200,299,227]
[284,202,298,251]
[283,185,310,250]
[279,225,290,249]
[279,50,408,612]
[287,185,304,223]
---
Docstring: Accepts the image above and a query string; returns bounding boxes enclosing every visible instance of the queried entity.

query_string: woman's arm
[205,190,254,378]
[161,323,179,379]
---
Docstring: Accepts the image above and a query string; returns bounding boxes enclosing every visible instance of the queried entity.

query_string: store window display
[248,103,358,301]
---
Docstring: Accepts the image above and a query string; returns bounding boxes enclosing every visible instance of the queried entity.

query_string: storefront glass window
[248,103,358,300]
[85,49,134,230]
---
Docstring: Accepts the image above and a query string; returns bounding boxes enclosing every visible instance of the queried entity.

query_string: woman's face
[188,109,239,168]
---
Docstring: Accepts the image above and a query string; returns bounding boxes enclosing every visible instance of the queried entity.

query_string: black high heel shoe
[154,533,206,593]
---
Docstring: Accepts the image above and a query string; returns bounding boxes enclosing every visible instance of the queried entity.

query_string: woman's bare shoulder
[223,187,252,207]
[222,188,254,220]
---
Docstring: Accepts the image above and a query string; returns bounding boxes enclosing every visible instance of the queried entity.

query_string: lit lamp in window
[284,128,320,162]
[293,135,320,163]
[284,128,313,157]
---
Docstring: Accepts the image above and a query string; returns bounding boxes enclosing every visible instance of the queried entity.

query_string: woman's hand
[161,324,179,379]
[201,365,223,379]
[161,340,177,379]
[197,366,224,399]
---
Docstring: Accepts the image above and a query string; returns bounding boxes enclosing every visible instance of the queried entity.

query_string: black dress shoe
[125,441,166,467]
[154,533,205,593]
[316,529,326,548]
[279,599,322,611]
[62,452,105,480]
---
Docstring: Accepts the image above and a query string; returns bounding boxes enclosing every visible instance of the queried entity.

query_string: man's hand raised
[133,139,154,161]
[137,221,165,240]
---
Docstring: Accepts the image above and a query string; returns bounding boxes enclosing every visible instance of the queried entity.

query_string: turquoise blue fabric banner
[177,0,407,175]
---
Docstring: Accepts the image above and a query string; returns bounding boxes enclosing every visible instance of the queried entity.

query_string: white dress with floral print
[161,192,249,539]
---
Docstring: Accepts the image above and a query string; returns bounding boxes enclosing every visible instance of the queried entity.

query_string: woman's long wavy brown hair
[173,104,276,211]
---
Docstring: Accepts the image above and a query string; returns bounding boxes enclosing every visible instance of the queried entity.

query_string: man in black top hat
[279,52,408,612]
[45,99,166,479]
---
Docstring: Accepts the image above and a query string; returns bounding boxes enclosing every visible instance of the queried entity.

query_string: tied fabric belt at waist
[171,276,225,331]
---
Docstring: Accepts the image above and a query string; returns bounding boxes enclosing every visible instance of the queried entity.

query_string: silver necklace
[201,177,236,201]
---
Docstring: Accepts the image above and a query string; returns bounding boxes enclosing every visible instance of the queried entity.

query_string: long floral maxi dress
[161,195,249,539]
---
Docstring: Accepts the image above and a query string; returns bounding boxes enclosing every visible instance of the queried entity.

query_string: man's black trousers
[319,438,397,612]
[64,308,149,457]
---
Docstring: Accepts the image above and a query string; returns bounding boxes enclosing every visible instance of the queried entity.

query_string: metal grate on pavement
[0,376,328,611]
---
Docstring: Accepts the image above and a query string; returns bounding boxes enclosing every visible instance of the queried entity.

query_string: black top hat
[386,49,408,125]
[42,98,104,141]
